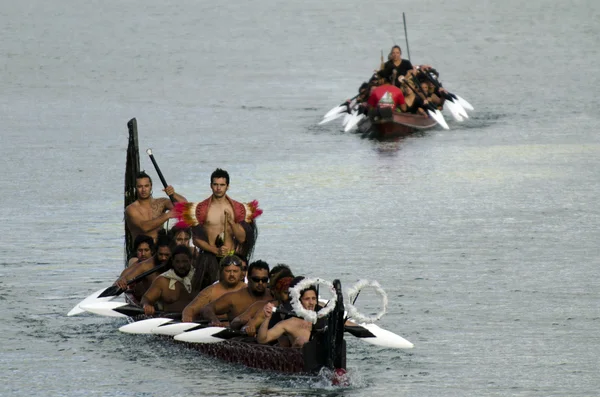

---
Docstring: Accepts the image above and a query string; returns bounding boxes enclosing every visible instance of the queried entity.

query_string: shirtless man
[125,171,186,243]
[180,255,246,322]
[229,263,294,331]
[257,284,318,348]
[141,245,195,315]
[234,274,294,337]
[115,235,172,299]
[175,168,260,291]
[194,260,272,325]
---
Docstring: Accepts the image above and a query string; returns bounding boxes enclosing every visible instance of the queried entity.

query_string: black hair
[358,82,369,93]
[211,168,230,185]
[171,244,192,259]
[247,259,269,276]
[168,224,191,242]
[219,255,243,268]
[237,254,248,265]
[289,276,316,297]
[269,264,294,288]
[133,234,155,253]
[269,263,291,277]
[156,235,171,249]
[391,45,402,54]
[136,171,153,186]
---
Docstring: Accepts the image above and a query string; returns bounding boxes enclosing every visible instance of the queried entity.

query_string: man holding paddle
[125,171,187,242]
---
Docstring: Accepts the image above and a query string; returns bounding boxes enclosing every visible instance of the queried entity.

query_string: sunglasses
[250,276,269,284]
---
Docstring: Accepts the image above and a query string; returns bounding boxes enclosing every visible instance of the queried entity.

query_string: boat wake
[257,366,367,392]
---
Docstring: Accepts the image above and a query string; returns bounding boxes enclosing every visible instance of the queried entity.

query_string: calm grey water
[2,0,600,396]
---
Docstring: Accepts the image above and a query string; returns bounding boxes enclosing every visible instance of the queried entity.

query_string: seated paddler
[182,260,273,325]
[256,278,318,348]
[141,245,195,316]
[115,235,172,301]
[366,75,408,115]
[180,255,247,322]
[230,265,295,335]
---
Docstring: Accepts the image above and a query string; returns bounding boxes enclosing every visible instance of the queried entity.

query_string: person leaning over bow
[257,280,318,348]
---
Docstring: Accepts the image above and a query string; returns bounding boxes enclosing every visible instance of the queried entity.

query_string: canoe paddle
[323,94,358,119]
[67,263,169,316]
[419,70,474,112]
[172,306,414,349]
[79,301,182,318]
[172,321,413,349]
[119,318,210,334]
[146,148,175,204]
[400,77,449,130]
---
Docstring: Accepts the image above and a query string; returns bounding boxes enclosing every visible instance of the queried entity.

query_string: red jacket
[367,84,406,108]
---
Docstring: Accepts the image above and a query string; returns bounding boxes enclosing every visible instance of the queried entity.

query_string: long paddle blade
[344,113,365,132]
[151,321,207,336]
[67,287,117,316]
[97,285,122,298]
[444,100,465,122]
[449,98,469,119]
[119,318,175,334]
[345,324,413,349]
[427,109,450,130]
[173,327,245,343]
[455,95,474,111]
[318,111,346,125]
[341,111,353,127]
[323,104,347,119]
[79,301,131,317]
[357,323,414,349]
[71,263,169,313]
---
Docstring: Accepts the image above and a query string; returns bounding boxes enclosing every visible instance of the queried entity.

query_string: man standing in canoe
[125,171,187,242]
[173,168,261,290]
[377,45,414,85]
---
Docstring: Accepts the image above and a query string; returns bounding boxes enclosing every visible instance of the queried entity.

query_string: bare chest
[137,199,165,220]
[161,282,191,303]
[205,202,234,226]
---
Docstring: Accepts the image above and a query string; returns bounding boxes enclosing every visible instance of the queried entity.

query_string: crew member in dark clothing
[377,45,414,86]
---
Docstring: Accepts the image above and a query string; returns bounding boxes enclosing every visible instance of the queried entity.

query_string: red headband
[274,277,293,293]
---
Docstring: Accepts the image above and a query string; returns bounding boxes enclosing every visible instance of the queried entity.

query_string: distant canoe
[358,110,437,139]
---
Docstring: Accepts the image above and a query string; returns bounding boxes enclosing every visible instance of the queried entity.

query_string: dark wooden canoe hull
[358,111,438,139]
[124,281,347,375]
